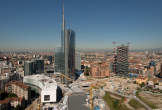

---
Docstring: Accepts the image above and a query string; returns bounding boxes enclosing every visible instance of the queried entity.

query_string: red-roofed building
[0,97,24,109]
[5,81,30,100]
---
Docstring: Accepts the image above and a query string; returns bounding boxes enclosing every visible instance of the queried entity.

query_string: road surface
[68,92,90,110]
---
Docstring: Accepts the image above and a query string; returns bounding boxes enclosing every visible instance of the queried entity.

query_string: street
[68,92,90,110]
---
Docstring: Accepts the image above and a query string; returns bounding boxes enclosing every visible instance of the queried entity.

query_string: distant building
[47,56,53,64]
[113,45,129,75]
[35,59,44,74]
[5,81,31,100]
[24,60,44,76]
[24,61,34,76]
[75,52,81,71]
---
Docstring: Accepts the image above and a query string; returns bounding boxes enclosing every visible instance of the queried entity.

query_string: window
[44,95,50,101]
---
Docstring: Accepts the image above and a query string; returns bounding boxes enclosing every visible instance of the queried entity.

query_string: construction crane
[88,80,106,109]
[59,73,73,82]
[53,72,74,84]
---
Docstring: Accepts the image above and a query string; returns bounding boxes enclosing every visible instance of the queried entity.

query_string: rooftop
[23,74,57,90]
[6,80,29,90]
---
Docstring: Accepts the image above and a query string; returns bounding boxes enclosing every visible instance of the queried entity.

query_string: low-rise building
[5,81,30,100]
[0,97,23,109]
[148,78,160,86]
[136,76,148,84]
[23,74,62,103]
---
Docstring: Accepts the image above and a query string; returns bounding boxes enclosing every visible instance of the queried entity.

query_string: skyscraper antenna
[62,0,65,31]
[61,0,65,51]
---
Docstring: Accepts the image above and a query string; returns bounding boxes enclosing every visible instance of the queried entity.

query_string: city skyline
[0,0,162,49]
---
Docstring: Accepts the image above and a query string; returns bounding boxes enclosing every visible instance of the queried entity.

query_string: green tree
[113,100,119,108]
[8,93,17,98]
[140,82,145,88]
[84,66,90,76]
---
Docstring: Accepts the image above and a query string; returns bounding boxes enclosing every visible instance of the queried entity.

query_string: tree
[84,66,90,76]
[140,82,145,88]
[113,100,119,108]
[8,93,17,98]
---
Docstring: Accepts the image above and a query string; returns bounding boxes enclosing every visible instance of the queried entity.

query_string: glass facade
[65,29,75,78]
[54,47,65,74]
[54,5,76,82]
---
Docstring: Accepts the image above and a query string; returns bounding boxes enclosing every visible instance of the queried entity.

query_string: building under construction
[113,44,129,75]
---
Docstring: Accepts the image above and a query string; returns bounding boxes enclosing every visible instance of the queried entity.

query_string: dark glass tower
[65,29,75,78]
[24,61,34,76]
[35,59,44,74]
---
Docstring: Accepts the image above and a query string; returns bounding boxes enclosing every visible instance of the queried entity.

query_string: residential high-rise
[113,45,129,75]
[5,81,30,100]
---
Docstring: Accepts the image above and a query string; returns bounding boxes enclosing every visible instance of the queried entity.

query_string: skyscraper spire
[62,0,65,32]
[61,0,65,49]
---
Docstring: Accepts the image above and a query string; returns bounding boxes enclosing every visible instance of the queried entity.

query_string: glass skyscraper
[55,47,65,74]
[54,3,76,81]
[65,29,75,78]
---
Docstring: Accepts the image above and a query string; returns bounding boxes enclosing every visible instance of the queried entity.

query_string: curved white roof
[23,74,57,90]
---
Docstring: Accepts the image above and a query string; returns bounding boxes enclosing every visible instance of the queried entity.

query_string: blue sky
[0,0,162,49]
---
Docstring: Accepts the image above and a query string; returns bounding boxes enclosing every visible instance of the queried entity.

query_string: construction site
[22,72,108,110]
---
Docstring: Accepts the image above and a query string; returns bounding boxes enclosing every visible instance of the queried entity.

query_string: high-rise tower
[55,2,66,74]
[55,1,76,82]
[113,45,129,75]
[65,29,75,78]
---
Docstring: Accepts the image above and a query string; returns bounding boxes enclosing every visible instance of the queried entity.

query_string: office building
[75,52,81,71]
[55,3,76,81]
[113,45,129,75]
[55,47,65,74]
[24,61,34,76]
[24,60,44,76]
[55,4,65,75]
[65,29,75,78]
[35,59,44,74]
